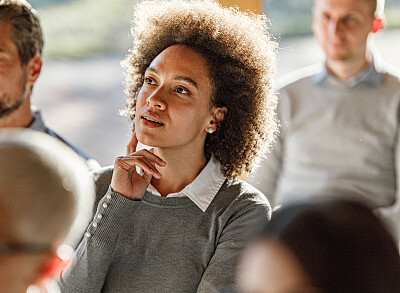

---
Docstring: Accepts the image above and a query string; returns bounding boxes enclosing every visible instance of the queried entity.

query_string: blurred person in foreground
[58,0,278,292]
[248,0,400,242]
[238,198,400,293]
[0,0,100,171]
[0,129,94,293]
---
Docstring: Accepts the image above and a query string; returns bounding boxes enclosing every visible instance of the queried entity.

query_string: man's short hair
[0,0,43,65]
[313,0,379,17]
[0,129,95,248]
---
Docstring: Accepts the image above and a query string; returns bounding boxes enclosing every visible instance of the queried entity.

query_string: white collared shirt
[147,155,226,212]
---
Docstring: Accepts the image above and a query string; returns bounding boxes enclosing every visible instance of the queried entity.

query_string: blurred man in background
[248,0,400,242]
[0,129,94,293]
[0,0,100,170]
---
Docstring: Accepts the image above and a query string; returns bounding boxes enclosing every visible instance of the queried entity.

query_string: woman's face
[238,239,320,293]
[135,44,215,151]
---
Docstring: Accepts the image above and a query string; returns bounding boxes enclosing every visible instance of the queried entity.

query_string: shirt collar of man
[147,154,226,212]
[28,106,46,132]
[313,60,384,87]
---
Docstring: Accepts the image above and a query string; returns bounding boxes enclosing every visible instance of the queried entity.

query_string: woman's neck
[150,146,208,197]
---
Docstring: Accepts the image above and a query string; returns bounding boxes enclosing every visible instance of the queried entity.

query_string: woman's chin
[136,133,159,149]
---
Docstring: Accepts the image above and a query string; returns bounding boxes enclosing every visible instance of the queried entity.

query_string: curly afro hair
[123,0,278,178]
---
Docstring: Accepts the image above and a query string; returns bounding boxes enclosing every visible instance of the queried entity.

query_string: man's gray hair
[0,0,43,65]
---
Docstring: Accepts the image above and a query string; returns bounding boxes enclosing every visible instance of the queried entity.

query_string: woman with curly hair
[59,0,277,292]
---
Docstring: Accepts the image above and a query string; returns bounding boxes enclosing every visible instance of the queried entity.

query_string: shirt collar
[29,107,47,133]
[147,155,226,212]
[313,61,384,87]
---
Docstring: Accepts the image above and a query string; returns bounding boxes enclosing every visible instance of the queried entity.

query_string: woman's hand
[111,131,166,200]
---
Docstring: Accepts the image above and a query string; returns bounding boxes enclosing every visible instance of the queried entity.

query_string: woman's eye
[176,87,189,94]
[144,77,156,85]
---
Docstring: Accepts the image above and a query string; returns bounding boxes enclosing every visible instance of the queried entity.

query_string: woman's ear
[205,107,227,134]
[213,107,227,126]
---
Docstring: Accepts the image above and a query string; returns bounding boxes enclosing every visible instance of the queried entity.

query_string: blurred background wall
[28,0,400,166]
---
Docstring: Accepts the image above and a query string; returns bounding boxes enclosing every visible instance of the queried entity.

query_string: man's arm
[246,134,284,206]
[374,125,400,247]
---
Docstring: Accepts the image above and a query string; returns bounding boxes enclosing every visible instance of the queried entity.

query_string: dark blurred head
[239,198,400,293]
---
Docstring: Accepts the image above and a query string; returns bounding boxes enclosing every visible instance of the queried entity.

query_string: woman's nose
[146,89,167,110]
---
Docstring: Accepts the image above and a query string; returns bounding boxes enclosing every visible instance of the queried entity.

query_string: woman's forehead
[147,45,212,91]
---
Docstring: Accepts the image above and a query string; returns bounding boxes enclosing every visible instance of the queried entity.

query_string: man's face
[312,0,375,63]
[0,22,29,119]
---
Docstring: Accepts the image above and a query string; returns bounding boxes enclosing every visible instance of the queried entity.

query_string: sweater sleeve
[196,193,271,293]
[58,186,140,293]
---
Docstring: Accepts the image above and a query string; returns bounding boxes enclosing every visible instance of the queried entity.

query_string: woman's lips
[141,116,164,127]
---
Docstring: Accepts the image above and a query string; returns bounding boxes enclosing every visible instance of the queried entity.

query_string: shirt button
[97,214,103,219]
[103,203,108,208]
[107,194,112,199]
[86,232,91,238]
[93,222,98,227]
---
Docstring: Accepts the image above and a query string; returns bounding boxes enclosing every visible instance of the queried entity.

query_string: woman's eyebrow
[145,66,158,74]
[146,66,198,89]
[173,76,198,89]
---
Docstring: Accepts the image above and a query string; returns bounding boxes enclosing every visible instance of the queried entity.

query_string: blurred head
[238,198,400,293]
[123,0,278,177]
[0,129,94,293]
[0,0,43,122]
[312,0,379,64]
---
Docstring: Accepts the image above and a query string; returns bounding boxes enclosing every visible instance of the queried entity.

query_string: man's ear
[27,54,42,85]
[372,17,385,33]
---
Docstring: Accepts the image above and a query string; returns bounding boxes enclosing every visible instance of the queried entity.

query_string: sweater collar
[313,61,384,88]
[147,155,226,212]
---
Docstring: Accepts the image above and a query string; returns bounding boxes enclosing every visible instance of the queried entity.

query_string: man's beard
[0,73,28,119]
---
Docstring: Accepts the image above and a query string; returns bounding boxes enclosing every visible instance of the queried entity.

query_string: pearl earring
[208,128,214,134]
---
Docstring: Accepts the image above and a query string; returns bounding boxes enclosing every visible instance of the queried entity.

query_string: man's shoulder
[276,63,323,91]
[382,66,400,85]
[30,108,101,170]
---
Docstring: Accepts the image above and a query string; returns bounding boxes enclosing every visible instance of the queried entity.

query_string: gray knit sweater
[247,61,400,241]
[59,166,271,293]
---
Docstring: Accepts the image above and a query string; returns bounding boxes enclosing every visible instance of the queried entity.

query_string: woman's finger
[131,149,166,167]
[115,155,162,179]
[126,130,139,155]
